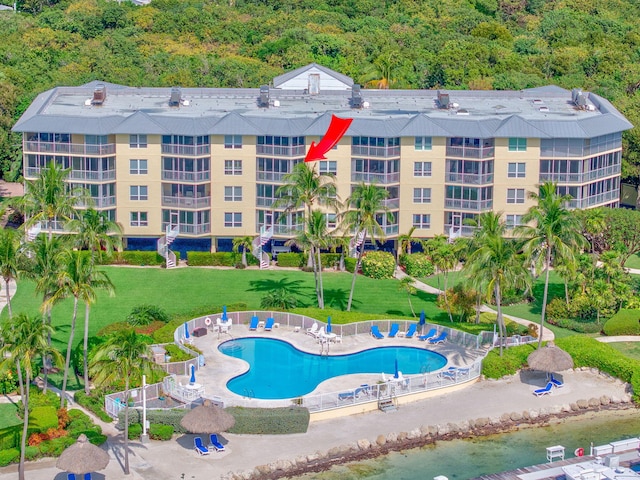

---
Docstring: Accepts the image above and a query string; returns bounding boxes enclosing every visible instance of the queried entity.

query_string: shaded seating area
[418,328,437,341]
[427,331,448,344]
[370,325,384,339]
[208,434,225,452]
[194,436,210,455]
[533,381,553,397]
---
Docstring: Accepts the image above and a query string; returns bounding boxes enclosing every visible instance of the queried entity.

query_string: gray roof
[13,68,633,139]
[273,63,354,88]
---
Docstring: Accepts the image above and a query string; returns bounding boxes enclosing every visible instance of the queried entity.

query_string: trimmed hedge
[277,252,304,268]
[401,254,435,277]
[128,423,142,440]
[603,309,640,336]
[29,406,58,434]
[345,257,356,273]
[187,251,234,266]
[74,391,112,423]
[320,253,341,269]
[481,343,536,379]
[119,408,188,433]
[361,251,395,279]
[0,449,18,467]
[149,423,174,440]
[115,251,180,266]
[226,406,309,434]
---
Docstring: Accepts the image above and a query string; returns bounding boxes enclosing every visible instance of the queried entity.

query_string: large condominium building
[13,63,632,257]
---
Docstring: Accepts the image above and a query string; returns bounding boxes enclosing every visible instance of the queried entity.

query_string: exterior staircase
[349,230,365,258]
[252,226,273,269]
[378,384,398,413]
[157,225,179,269]
[26,221,41,241]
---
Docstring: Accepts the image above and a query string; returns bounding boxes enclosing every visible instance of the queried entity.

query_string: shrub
[164,344,195,362]
[57,408,70,429]
[603,309,640,336]
[481,343,536,379]
[550,317,602,334]
[361,251,395,279]
[401,254,435,277]
[73,392,112,423]
[0,370,18,394]
[24,445,40,460]
[40,436,75,456]
[119,409,188,433]
[97,321,130,336]
[29,406,58,433]
[277,252,304,268]
[187,252,236,266]
[149,423,174,441]
[260,289,298,310]
[128,423,142,439]
[116,251,175,266]
[226,406,309,434]
[0,448,19,466]
[344,257,356,273]
[319,253,341,269]
[127,305,170,326]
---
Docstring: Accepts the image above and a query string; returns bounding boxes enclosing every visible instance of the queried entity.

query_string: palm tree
[46,251,115,404]
[67,207,123,264]
[341,182,390,311]
[0,313,61,480]
[430,242,460,322]
[90,329,153,475]
[398,276,417,317]
[517,182,586,348]
[232,236,254,267]
[0,227,21,319]
[397,226,417,264]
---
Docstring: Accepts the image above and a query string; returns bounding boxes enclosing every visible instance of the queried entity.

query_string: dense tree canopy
[1,0,640,181]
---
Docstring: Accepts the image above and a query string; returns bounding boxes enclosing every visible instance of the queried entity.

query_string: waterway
[292,409,640,480]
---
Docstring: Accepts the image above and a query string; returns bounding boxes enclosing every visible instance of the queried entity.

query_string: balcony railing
[446,173,494,185]
[162,196,211,208]
[351,172,400,184]
[24,141,116,156]
[381,224,399,236]
[445,198,493,211]
[256,223,304,235]
[69,170,116,181]
[446,145,494,159]
[162,171,210,182]
[256,197,277,207]
[539,164,621,184]
[256,145,306,157]
[257,172,289,182]
[567,190,619,209]
[161,222,210,235]
[382,198,400,209]
[161,145,210,156]
[444,224,476,237]
[351,145,400,157]
[76,196,116,208]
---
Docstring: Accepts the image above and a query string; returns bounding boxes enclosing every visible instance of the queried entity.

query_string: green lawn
[0,403,20,429]
[607,341,640,360]
[624,254,640,270]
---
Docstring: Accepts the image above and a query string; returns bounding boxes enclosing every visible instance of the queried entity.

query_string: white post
[141,375,149,443]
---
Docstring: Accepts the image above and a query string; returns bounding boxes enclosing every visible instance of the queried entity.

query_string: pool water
[219,338,447,399]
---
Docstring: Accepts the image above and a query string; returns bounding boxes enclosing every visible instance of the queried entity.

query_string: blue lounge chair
[249,316,259,331]
[264,317,275,331]
[550,373,564,388]
[370,325,384,339]
[67,474,76,480]
[533,382,553,397]
[405,324,418,339]
[428,331,448,344]
[418,328,437,341]
[388,323,400,338]
[84,474,91,480]
[355,384,370,397]
[208,433,225,452]
[194,436,210,455]
[338,390,355,401]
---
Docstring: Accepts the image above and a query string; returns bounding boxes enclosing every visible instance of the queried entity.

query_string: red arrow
[305,114,353,162]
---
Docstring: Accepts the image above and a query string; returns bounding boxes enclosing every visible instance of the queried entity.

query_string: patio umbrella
[394,359,399,379]
[56,434,109,475]
[326,316,332,334]
[222,305,228,321]
[189,364,196,385]
[527,342,574,373]
[180,400,235,434]
[184,322,190,340]
[419,310,426,333]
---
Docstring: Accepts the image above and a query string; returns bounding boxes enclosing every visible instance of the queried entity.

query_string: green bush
[277,252,304,268]
[24,445,40,461]
[40,436,75,457]
[29,406,58,433]
[73,391,112,423]
[0,448,19,466]
[345,257,356,273]
[0,426,19,451]
[164,344,195,362]
[149,423,174,440]
[551,317,603,334]
[319,253,341,269]
[481,344,536,379]
[603,309,640,336]
[128,423,142,439]
[361,251,395,279]
[115,251,178,266]
[66,409,104,439]
[401,254,435,277]
[187,251,236,266]
[127,304,170,326]
[226,406,309,434]
[119,409,188,433]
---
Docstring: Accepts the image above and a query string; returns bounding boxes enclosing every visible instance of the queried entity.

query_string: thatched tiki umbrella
[527,342,574,373]
[180,400,235,434]
[56,434,110,475]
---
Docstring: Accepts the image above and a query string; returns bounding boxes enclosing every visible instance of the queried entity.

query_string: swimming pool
[219,338,447,399]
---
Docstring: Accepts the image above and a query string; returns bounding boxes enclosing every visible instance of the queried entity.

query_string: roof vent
[456,109,470,116]
[91,84,106,106]
[572,88,588,108]
[169,87,182,107]
[258,85,270,108]
[539,106,549,112]
[532,99,544,105]
[437,91,450,109]
[351,84,363,109]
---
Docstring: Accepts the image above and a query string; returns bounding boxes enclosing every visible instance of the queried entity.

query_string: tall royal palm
[47,251,115,403]
[67,207,123,264]
[0,313,61,480]
[0,227,21,319]
[341,182,390,311]
[517,182,586,347]
[90,330,153,475]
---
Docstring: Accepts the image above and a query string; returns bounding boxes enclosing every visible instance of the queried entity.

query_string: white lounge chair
[306,323,318,337]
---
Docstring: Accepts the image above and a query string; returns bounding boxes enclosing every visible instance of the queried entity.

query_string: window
[507,162,526,178]
[224,186,242,202]
[506,188,525,204]
[224,160,242,175]
[319,161,337,175]
[508,138,527,152]
[224,135,242,149]
[413,161,432,177]
[130,212,148,227]
[224,212,242,227]
[415,136,432,150]
[130,159,148,175]
[325,213,337,229]
[130,134,147,148]
[130,185,148,201]
[413,214,431,229]
[413,188,432,203]
[505,214,524,229]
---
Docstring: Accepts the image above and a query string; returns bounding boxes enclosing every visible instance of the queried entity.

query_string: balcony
[24,141,116,156]
[257,172,289,182]
[444,224,476,237]
[162,171,210,182]
[351,145,400,157]
[258,223,304,235]
[567,190,619,209]
[161,222,210,235]
[381,224,399,236]
[445,198,493,211]
[446,146,494,159]
[162,196,211,208]
[69,170,116,181]
[540,164,621,184]
[256,145,306,157]
[161,144,210,156]
[351,172,400,184]
[76,196,116,208]
[446,173,494,185]
[256,197,277,207]
[382,198,400,209]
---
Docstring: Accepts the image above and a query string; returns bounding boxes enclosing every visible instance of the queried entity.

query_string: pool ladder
[243,389,254,399]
